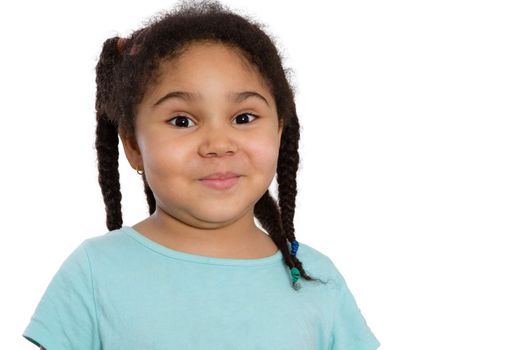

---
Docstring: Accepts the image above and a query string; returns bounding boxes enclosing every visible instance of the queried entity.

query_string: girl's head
[123,41,283,228]
[95,0,325,288]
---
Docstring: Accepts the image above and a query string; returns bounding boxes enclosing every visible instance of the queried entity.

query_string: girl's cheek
[248,136,280,167]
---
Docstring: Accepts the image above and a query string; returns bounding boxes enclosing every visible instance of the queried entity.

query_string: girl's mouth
[198,176,240,190]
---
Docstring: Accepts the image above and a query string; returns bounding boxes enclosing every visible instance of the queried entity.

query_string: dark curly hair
[94,0,326,290]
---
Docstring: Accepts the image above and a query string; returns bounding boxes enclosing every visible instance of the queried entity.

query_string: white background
[2,0,524,349]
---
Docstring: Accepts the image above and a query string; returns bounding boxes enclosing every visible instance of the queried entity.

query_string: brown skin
[119,42,283,259]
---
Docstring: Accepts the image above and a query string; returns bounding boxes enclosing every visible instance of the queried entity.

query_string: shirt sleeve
[22,241,101,350]
[329,270,381,350]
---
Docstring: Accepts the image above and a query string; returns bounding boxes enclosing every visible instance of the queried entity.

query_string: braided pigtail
[277,109,305,288]
[279,108,328,289]
[94,37,125,231]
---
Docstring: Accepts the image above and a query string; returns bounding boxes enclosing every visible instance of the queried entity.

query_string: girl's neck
[131,209,278,259]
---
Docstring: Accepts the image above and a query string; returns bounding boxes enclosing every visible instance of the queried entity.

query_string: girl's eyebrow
[152,90,269,108]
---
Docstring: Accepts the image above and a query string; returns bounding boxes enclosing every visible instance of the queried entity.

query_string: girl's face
[121,41,283,229]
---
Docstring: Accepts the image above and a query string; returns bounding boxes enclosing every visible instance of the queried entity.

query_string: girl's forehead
[151,43,269,93]
[158,41,256,76]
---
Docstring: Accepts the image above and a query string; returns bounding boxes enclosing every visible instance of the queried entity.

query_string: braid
[95,36,158,227]
[277,109,300,246]
[278,110,327,285]
[95,117,122,231]
[95,37,125,231]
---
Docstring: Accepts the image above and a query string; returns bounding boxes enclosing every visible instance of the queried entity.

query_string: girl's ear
[118,128,143,171]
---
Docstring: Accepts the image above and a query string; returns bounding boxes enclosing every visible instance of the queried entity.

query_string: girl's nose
[198,123,238,157]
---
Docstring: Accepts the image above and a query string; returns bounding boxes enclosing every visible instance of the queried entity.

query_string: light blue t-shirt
[23,226,380,349]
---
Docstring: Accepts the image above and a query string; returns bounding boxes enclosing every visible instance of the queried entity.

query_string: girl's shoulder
[294,240,333,264]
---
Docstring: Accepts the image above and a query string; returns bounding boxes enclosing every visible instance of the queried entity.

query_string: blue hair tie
[291,240,299,256]
[289,240,301,290]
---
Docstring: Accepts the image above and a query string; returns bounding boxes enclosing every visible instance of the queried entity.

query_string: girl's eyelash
[166,112,258,128]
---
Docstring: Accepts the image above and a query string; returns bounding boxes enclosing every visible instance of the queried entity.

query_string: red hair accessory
[116,37,141,56]
[116,37,128,54]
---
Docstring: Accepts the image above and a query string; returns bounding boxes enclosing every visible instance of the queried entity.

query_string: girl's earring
[136,164,144,175]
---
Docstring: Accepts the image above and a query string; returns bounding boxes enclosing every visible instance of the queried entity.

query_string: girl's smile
[198,174,241,190]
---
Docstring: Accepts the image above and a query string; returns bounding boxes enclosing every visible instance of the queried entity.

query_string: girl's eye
[167,112,258,128]
[233,112,258,124]
[167,115,195,128]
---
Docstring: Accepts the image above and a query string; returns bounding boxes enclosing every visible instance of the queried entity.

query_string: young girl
[23,1,380,349]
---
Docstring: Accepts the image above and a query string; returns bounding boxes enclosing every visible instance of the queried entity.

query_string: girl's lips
[198,176,240,190]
